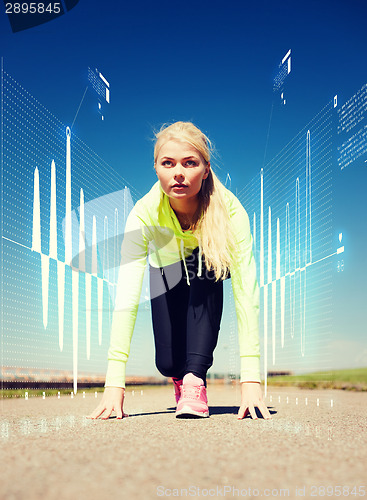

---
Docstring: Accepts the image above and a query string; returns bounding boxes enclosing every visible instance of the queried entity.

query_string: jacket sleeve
[104,205,148,389]
[229,195,261,383]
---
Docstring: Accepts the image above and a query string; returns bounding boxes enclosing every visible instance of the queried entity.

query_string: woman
[87,121,271,420]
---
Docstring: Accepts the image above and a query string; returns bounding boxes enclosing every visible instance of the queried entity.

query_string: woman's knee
[155,356,179,378]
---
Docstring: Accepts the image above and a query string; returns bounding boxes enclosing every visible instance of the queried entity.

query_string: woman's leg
[150,260,189,380]
[150,248,224,385]
[184,248,224,387]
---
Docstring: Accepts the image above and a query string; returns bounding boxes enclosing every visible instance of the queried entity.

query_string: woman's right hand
[86,387,128,420]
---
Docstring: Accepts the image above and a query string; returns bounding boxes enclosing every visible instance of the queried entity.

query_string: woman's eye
[162,161,173,167]
[186,160,197,166]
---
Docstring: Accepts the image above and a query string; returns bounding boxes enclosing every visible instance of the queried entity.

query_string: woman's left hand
[237,381,272,420]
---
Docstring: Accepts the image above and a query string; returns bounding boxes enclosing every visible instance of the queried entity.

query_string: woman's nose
[174,164,185,180]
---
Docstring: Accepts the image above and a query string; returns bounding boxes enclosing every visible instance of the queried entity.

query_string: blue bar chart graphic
[237,99,347,390]
[1,67,365,393]
[0,69,144,393]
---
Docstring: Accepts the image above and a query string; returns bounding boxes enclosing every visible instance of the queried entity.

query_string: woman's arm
[86,387,128,420]
[237,382,271,420]
[104,205,149,389]
[228,193,271,420]
[229,195,261,381]
[87,205,148,420]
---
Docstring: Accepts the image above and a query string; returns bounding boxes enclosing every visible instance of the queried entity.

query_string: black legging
[149,247,225,387]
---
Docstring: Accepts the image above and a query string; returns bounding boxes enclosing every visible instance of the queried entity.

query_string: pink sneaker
[175,380,209,418]
[172,378,183,404]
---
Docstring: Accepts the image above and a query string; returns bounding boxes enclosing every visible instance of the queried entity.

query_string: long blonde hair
[154,121,237,281]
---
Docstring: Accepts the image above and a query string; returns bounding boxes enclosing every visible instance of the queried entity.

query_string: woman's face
[155,139,210,203]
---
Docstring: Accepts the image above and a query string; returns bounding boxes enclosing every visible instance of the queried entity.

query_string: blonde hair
[154,121,237,281]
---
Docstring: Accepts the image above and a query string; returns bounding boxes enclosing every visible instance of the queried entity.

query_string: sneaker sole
[175,405,209,418]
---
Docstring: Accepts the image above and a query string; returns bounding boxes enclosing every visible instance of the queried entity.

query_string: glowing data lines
[273,49,292,104]
[87,67,110,121]
[253,212,256,257]
[79,188,86,273]
[50,160,57,259]
[30,127,78,393]
[29,127,133,394]
[285,202,293,340]
[260,168,264,287]
[65,127,72,266]
[2,70,145,397]
[337,83,367,170]
[31,167,50,329]
[257,129,345,381]
[282,50,291,71]
[337,233,344,272]
[305,130,312,265]
[31,167,41,253]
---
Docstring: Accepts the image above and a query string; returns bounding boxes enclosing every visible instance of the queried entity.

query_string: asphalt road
[0,385,366,500]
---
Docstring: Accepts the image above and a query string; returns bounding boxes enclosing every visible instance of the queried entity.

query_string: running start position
[87,121,271,421]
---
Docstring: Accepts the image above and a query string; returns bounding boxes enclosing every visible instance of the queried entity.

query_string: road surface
[0,385,366,499]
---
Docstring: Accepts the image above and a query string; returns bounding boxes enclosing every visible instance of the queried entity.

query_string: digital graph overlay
[0,69,143,394]
[87,67,110,121]
[335,83,367,171]
[1,67,362,393]
[237,100,344,392]
[273,49,292,106]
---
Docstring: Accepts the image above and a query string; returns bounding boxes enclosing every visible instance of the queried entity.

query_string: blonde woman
[87,121,271,420]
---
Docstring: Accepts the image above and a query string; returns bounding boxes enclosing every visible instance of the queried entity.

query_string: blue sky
[1,0,366,375]
[1,0,366,193]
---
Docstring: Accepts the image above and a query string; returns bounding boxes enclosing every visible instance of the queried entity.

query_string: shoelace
[182,385,202,399]
[173,381,182,393]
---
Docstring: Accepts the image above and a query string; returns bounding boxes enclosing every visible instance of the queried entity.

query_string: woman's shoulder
[133,181,162,217]
[220,187,251,243]
[221,185,248,218]
[222,185,236,204]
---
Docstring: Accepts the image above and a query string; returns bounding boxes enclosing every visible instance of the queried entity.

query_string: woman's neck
[169,196,200,229]
[169,196,199,219]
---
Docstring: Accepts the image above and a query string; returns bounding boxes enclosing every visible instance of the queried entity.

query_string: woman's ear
[203,162,211,179]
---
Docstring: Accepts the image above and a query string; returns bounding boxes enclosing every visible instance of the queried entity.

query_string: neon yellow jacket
[104,180,260,388]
